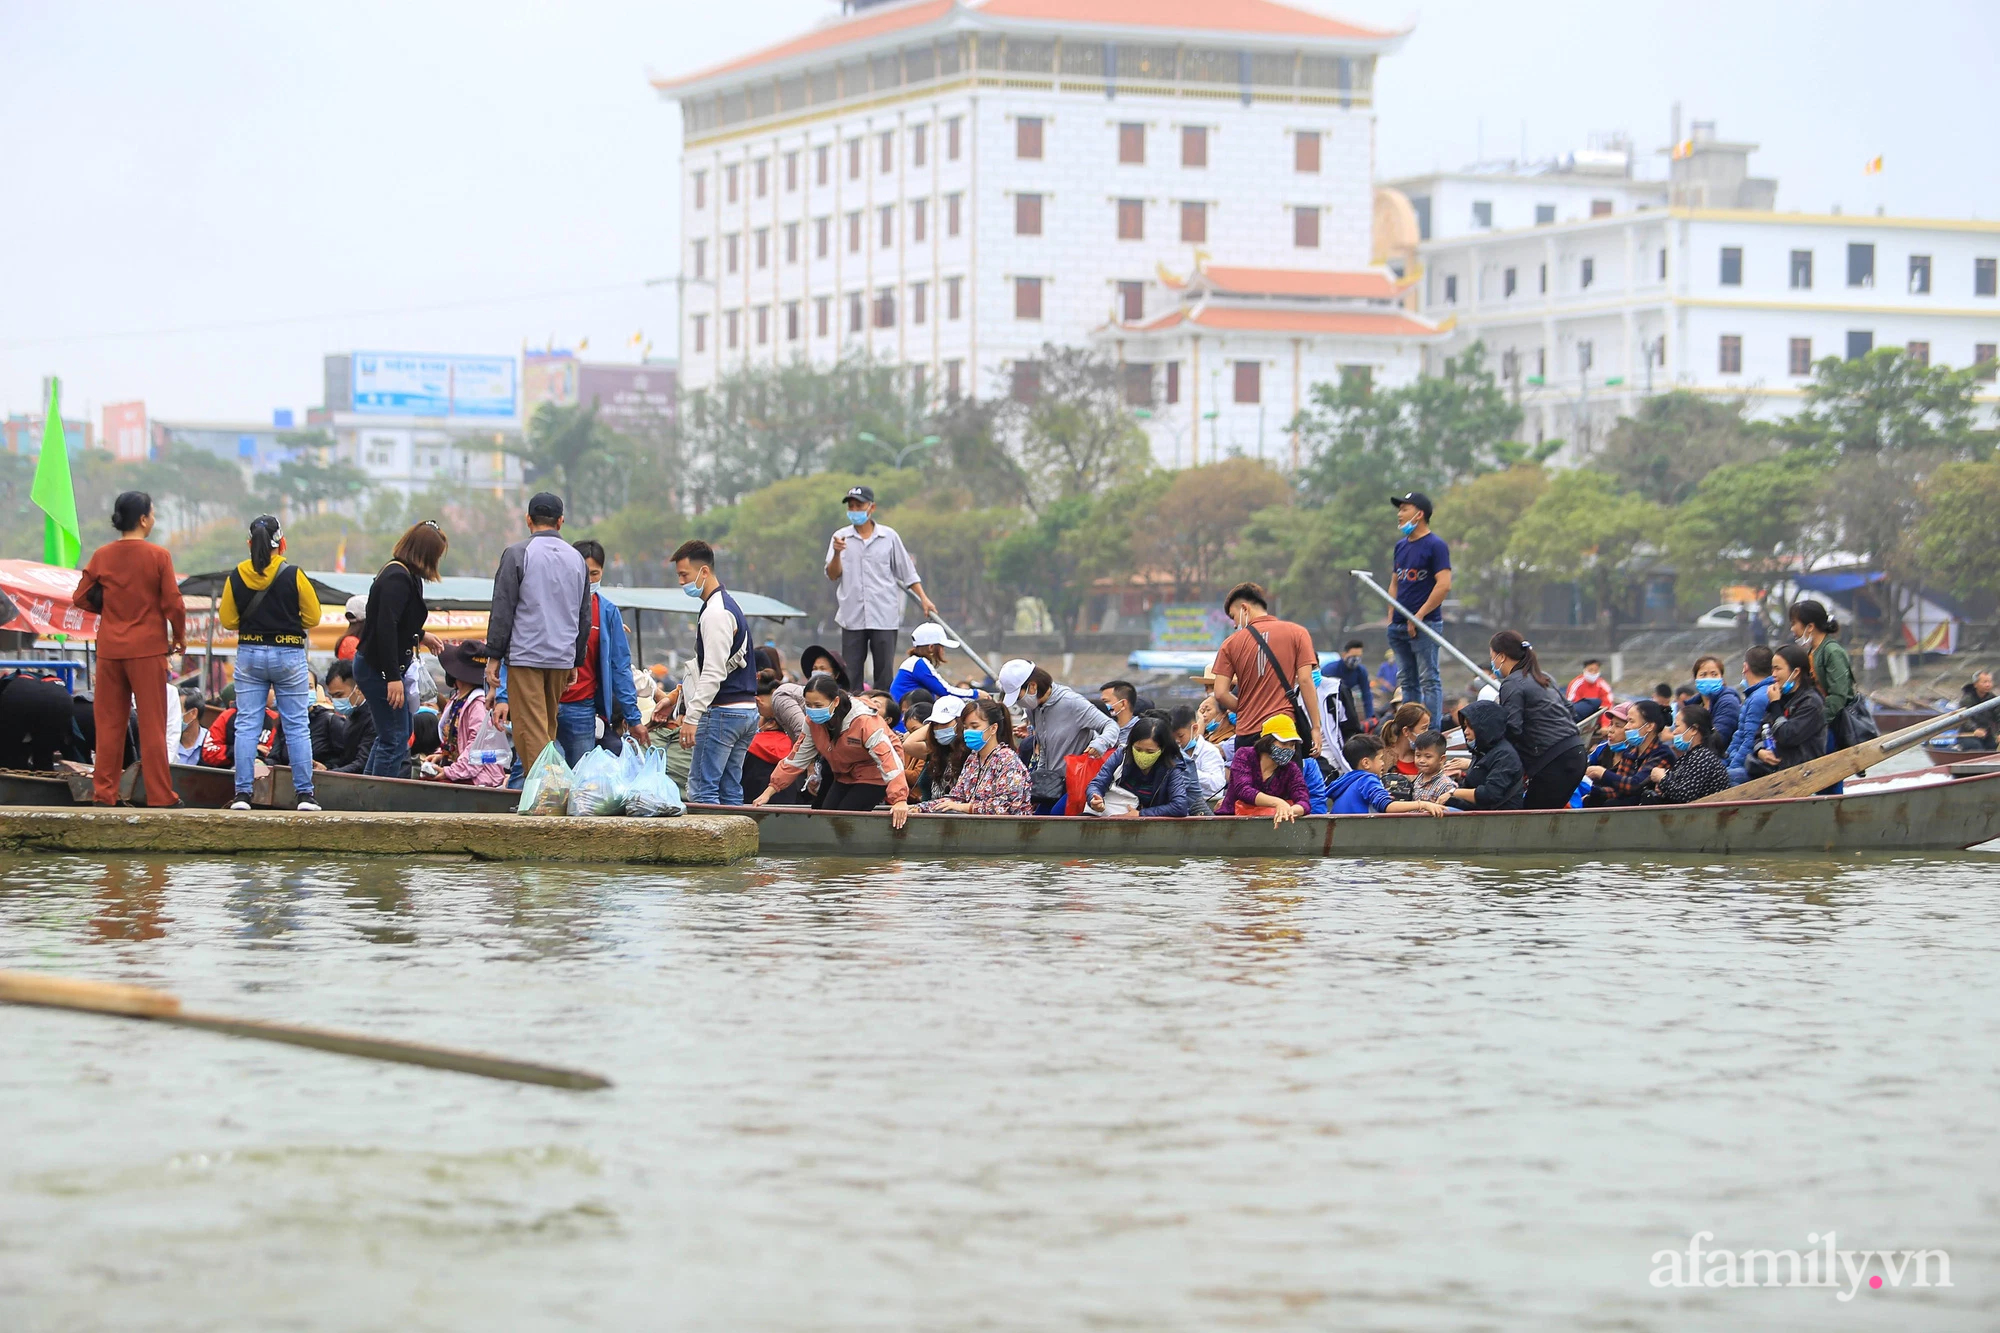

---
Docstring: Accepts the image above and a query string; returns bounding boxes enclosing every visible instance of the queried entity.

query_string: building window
[947,117,961,160]
[1790,250,1812,289]
[911,123,927,168]
[1577,340,1594,373]
[1123,363,1153,408]
[847,138,861,180]
[725,309,739,348]
[1234,361,1260,404]
[1789,338,1812,375]
[815,216,830,258]
[1536,347,1546,377]
[1975,344,1997,380]
[1906,340,1930,366]
[785,152,798,191]
[1118,280,1144,322]
[911,365,926,401]
[1719,334,1742,373]
[947,193,962,237]
[1659,248,1668,280]
[848,292,864,334]
[754,158,767,197]
[1503,267,1517,298]
[815,295,830,337]
[1472,200,1492,229]
[879,131,894,174]
[754,228,768,269]
[1444,274,1457,304]
[1015,276,1042,320]
[1295,131,1320,173]
[1165,361,1180,404]
[1580,257,1595,288]
[815,144,829,186]
[874,288,895,328]
[1180,201,1207,243]
[1846,330,1873,360]
[786,302,800,341]
[755,305,769,345]
[946,359,962,398]
[1294,206,1319,248]
[1909,254,1931,294]
[1017,116,1043,159]
[1539,263,1548,294]
[947,275,962,319]
[692,238,706,278]
[847,211,861,253]
[1848,243,1874,287]
[1534,203,1555,225]
[725,163,738,202]
[1016,193,1042,236]
[1590,199,1612,217]
[879,204,894,248]
[1012,361,1041,403]
[1182,125,1207,167]
[1720,247,1742,286]
[911,281,927,325]
[784,221,798,264]
[725,233,739,273]
[693,170,706,209]
[1117,198,1144,240]
[1979,258,1998,297]
[1118,122,1144,164]
[1341,365,1374,396]
[692,314,706,353]
[911,199,927,243]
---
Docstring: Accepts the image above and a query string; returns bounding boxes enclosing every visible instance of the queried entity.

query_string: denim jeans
[234,645,315,798]
[688,706,758,804]
[557,700,605,766]
[1386,620,1444,726]
[352,653,414,778]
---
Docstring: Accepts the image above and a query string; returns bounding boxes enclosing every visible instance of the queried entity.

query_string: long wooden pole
[1695,694,2000,804]
[1349,569,1500,690]
[0,970,609,1091]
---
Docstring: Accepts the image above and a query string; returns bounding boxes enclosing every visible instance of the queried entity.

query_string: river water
[3,846,1996,1331]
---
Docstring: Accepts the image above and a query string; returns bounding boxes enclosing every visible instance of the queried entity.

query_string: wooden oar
[0,970,610,1091]
[1695,694,2000,804]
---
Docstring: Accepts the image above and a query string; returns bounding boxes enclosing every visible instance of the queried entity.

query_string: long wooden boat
[692,771,2000,858]
[312,769,517,815]
[1926,743,1997,767]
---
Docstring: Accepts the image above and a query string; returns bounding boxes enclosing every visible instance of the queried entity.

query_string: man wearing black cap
[824,483,935,692]
[1386,490,1451,726]
[487,492,592,776]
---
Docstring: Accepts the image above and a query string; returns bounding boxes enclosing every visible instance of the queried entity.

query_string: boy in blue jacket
[1324,734,1450,816]
[1723,645,1774,784]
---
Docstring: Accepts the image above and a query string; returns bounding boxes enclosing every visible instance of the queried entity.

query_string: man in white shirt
[673,538,760,804]
[824,483,936,693]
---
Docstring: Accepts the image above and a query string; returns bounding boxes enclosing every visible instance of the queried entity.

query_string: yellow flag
[1864,155,1884,174]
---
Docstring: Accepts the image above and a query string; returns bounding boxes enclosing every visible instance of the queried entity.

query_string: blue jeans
[352,653,414,778]
[558,700,605,766]
[234,645,314,798]
[1387,620,1444,726]
[688,706,758,804]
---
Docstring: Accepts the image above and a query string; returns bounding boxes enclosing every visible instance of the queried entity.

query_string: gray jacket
[1026,682,1119,800]
[488,530,591,670]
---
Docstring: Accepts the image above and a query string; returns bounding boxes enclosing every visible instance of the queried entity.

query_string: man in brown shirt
[1211,581,1320,758]
[74,492,186,805]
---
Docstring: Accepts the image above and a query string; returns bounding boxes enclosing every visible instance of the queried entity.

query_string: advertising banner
[1149,604,1233,651]
[350,352,517,419]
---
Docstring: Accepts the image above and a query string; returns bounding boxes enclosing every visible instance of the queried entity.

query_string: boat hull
[697,772,2000,858]
[312,769,518,815]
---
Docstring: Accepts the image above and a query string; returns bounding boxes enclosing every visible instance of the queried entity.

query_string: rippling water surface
[3,848,1997,1331]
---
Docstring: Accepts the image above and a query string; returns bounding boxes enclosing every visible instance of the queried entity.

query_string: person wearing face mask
[672,538,761,805]
[320,659,377,774]
[1487,630,1587,810]
[907,694,969,801]
[1331,640,1374,739]
[995,659,1119,814]
[915,697,1032,815]
[1169,704,1228,812]
[824,483,936,693]
[1750,644,1827,777]
[755,672,912,826]
[1643,701,1731,803]
[1689,655,1741,753]
[1098,680,1141,745]
[561,539,642,762]
[1212,582,1322,760]
[1217,715,1313,824]
[1565,658,1615,721]
[1443,700,1525,810]
[1384,491,1450,726]
[1582,701,1674,807]
[1083,715,1195,817]
[1789,600,1858,752]
[1723,645,1775,784]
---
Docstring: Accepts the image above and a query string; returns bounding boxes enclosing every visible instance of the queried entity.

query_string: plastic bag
[467,716,512,768]
[624,746,686,818]
[517,742,573,816]
[568,746,623,816]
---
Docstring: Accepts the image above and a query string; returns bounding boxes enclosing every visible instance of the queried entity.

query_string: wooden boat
[1926,743,1997,768]
[312,769,516,815]
[123,762,295,809]
[1874,706,1939,734]
[0,769,84,806]
[693,772,2000,858]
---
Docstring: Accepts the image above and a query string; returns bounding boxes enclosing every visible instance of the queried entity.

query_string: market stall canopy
[183,570,805,620]
[0,559,100,640]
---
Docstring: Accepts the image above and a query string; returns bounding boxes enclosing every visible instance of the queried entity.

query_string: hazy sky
[3,0,1994,426]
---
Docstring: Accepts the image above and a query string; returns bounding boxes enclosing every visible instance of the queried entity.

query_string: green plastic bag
[517,742,574,816]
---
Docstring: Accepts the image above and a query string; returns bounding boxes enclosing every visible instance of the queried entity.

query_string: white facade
[658,0,1406,459]
[328,415,523,499]
[1385,156,1667,242]
[1416,208,2000,452]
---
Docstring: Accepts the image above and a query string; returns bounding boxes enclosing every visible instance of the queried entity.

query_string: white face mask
[588,580,601,594]
[1582,670,1601,682]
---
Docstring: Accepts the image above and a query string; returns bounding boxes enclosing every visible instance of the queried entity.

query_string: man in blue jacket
[1724,644,1775,784]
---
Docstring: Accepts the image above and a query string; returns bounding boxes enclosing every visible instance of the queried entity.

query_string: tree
[679,356,909,508]
[995,344,1152,508]
[1506,469,1662,644]
[1662,455,1833,616]
[1915,459,2000,601]
[254,454,374,517]
[505,401,633,524]
[1228,493,1385,633]
[1129,458,1291,601]
[1435,464,1550,628]
[1588,392,1776,505]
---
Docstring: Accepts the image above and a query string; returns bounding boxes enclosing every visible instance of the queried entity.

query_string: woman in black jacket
[1488,630,1586,809]
[1645,701,1732,803]
[1749,645,1827,776]
[354,522,447,777]
[1446,699,1525,809]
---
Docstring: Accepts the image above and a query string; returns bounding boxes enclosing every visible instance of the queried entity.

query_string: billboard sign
[1149,604,1234,651]
[579,363,677,432]
[350,352,518,419]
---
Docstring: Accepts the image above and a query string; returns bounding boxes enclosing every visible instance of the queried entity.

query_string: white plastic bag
[517,743,573,816]
[623,746,686,818]
[467,715,512,768]
[567,745,623,816]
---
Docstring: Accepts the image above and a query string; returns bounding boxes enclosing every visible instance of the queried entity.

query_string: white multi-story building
[1384,142,1672,244]
[1403,127,2000,450]
[656,0,1437,465]
[321,353,525,499]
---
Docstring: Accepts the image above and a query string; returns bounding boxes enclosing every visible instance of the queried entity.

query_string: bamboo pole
[1695,694,2000,804]
[1349,569,1500,690]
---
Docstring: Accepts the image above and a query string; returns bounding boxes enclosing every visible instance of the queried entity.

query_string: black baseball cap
[1389,491,1434,520]
[528,491,565,520]
[843,484,876,505]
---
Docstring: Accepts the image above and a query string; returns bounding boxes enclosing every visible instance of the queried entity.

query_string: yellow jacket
[219,557,321,645]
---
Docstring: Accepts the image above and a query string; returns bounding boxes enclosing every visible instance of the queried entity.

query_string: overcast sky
[3,0,1993,425]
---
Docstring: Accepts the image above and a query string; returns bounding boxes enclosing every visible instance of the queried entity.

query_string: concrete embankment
[0,807,758,866]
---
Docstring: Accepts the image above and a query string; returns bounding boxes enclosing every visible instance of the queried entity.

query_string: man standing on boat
[1385,491,1450,727]
[825,484,936,693]
[487,492,592,774]
[674,538,760,805]
[1211,582,1323,765]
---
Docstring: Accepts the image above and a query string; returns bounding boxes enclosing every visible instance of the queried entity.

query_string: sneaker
[228,798,252,811]
[295,799,322,812]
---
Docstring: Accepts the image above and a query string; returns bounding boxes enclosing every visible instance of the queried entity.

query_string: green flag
[31,377,82,568]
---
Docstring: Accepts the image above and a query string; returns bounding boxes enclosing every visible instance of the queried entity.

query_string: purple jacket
[1218,744,1310,815]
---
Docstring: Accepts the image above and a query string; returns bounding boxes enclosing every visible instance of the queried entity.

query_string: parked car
[1694,603,1759,629]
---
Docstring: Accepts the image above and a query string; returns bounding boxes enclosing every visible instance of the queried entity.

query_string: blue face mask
[1310,668,1323,690]
[931,727,956,746]
[1399,520,1417,537]
[1226,711,1237,726]
[1671,734,1692,752]
[1490,658,1505,676]
[681,581,702,599]
[963,729,988,752]
[329,697,354,715]
[805,705,834,724]
[1181,739,1198,756]
[847,510,869,527]
[1694,678,1724,697]
[1607,737,1633,753]
[1781,678,1797,695]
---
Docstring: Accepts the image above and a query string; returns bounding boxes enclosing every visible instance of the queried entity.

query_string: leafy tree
[1915,458,2000,602]
[1130,458,1291,601]
[1229,493,1387,633]
[1435,464,1550,628]
[1662,455,1834,616]
[995,344,1152,509]
[503,401,633,524]
[1506,469,1662,644]
[680,356,908,508]
[254,454,374,517]
[1588,391,1776,505]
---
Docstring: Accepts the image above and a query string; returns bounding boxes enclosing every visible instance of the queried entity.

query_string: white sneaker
[295,799,322,812]
[228,798,252,811]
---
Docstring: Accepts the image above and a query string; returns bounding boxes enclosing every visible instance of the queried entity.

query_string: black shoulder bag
[1241,621,1317,749]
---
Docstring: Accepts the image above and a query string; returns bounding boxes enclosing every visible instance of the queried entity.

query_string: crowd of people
[11,482,1993,817]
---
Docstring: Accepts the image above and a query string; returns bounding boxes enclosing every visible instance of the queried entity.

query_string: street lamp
[857,430,941,469]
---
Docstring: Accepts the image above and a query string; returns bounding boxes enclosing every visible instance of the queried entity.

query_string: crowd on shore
[16,483,1997,818]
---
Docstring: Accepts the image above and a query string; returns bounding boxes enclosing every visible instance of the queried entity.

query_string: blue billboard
[350,352,518,419]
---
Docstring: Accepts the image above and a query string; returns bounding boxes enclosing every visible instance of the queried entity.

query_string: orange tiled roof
[1195,265,1400,300]
[659,1,956,92]
[1122,307,1439,338]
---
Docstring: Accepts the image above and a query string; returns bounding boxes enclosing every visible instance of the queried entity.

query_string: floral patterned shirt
[916,744,1033,815]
